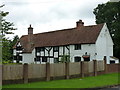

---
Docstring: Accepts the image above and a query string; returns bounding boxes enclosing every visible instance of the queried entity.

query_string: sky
[0,0,110,39]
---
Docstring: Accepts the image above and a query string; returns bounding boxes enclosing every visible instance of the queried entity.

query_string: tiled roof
[14,23,104,53]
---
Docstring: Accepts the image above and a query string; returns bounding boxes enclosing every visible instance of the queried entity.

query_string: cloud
[1,0,110,39]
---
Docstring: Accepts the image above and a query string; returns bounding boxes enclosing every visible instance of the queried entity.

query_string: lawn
[3,73,120,88]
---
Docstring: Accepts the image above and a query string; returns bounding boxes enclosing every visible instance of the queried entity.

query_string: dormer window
[74,44,81,50]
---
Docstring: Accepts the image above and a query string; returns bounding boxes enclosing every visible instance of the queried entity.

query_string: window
[54,58,59,63]
[110,60,115,64]
[74,57,81,62]
[42,57,47,62]
[14,56,22,61]
[35,57,40,61]
[36,47,45,52]
[53,46,59,52]
[18,56,22,61]
[40,47,45,51]
[16,46,22,50]
[74,44,81,50]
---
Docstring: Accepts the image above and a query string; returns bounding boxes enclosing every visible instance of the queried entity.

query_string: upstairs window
[40,47,45,51]
[36,47,45,52]
[53,46,59,52]
[74,44,81,50]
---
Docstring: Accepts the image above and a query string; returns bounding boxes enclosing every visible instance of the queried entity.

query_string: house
[13,20,119,64]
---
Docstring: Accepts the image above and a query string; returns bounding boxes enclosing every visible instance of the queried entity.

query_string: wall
[2,60,108,85]
[107,64,120,73]
[22,53,33,64]
[96,23,113,64]
[22,49,35,64]
[70,44,96,62]
[35,44,96,64]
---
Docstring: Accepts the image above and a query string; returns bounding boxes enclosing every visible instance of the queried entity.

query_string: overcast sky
[1,0,110,39]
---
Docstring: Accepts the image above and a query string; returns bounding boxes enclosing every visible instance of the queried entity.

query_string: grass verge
[3,73,120,88]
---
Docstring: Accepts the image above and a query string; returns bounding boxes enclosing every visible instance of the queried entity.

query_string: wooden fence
[2,60,108,85]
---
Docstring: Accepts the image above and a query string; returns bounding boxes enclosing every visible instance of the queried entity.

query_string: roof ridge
[34,27,76,35]
[84,23,104,27]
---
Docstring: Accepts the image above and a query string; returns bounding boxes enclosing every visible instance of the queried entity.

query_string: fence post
[65,62,69,79]
[0,64,2,87]
[46,62,50,81]
[104,56,107,74]
[23,63,28,84]
[93,60,97,76]
[81,61,84,78]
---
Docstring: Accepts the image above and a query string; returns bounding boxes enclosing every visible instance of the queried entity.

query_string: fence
[1,59,120,85]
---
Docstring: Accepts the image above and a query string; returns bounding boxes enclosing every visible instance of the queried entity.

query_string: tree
[93,1,120,60]
[0,5,17,63]
[0,5,16,36]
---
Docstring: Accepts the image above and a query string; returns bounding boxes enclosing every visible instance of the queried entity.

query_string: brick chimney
[28,25,34,49]
[76,20,84,29]
[28,24,33,35]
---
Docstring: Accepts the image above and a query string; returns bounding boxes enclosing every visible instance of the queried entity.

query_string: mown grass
[3,73,120,88]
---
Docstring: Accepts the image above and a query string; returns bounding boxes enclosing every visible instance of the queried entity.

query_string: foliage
[3,73,120,88]
[93,2,120,59]
[2,35,19,64]
[60,54,70,63]
[0,5,18,63]
[2,38,12,62]
[0,5,16,36]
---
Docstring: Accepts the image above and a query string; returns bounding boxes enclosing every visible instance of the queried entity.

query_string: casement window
[36,47,45,52]
[42,57,47,62]
[35,57,40,61]
[14,56,22,61]
[40,47,45,51]
[74,44,81,50]
[54,58,59,63]
[74,57,81,62]
[53,46,59,52]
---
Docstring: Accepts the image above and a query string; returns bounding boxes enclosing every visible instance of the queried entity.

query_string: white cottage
[13,20,119,64]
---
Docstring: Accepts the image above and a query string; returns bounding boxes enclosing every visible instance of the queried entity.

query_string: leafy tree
[0,5,17,63]
[2,38,12,63]
[0,5,16,36]
[93,1,120,60]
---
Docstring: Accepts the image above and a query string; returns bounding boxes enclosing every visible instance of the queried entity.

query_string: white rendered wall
[22,49,35,64]
[70,44,96,62]
[96,23,113,64]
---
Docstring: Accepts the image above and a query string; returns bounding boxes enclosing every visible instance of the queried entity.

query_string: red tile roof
[13,23,104,53]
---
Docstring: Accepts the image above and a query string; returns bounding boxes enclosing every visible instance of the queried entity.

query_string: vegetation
[60,55,70,63]
[3,73,120,88]
[93,1,120,60]
[0,5,18,64]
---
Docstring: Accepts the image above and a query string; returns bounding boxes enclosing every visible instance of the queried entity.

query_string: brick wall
[107,64,120,73]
